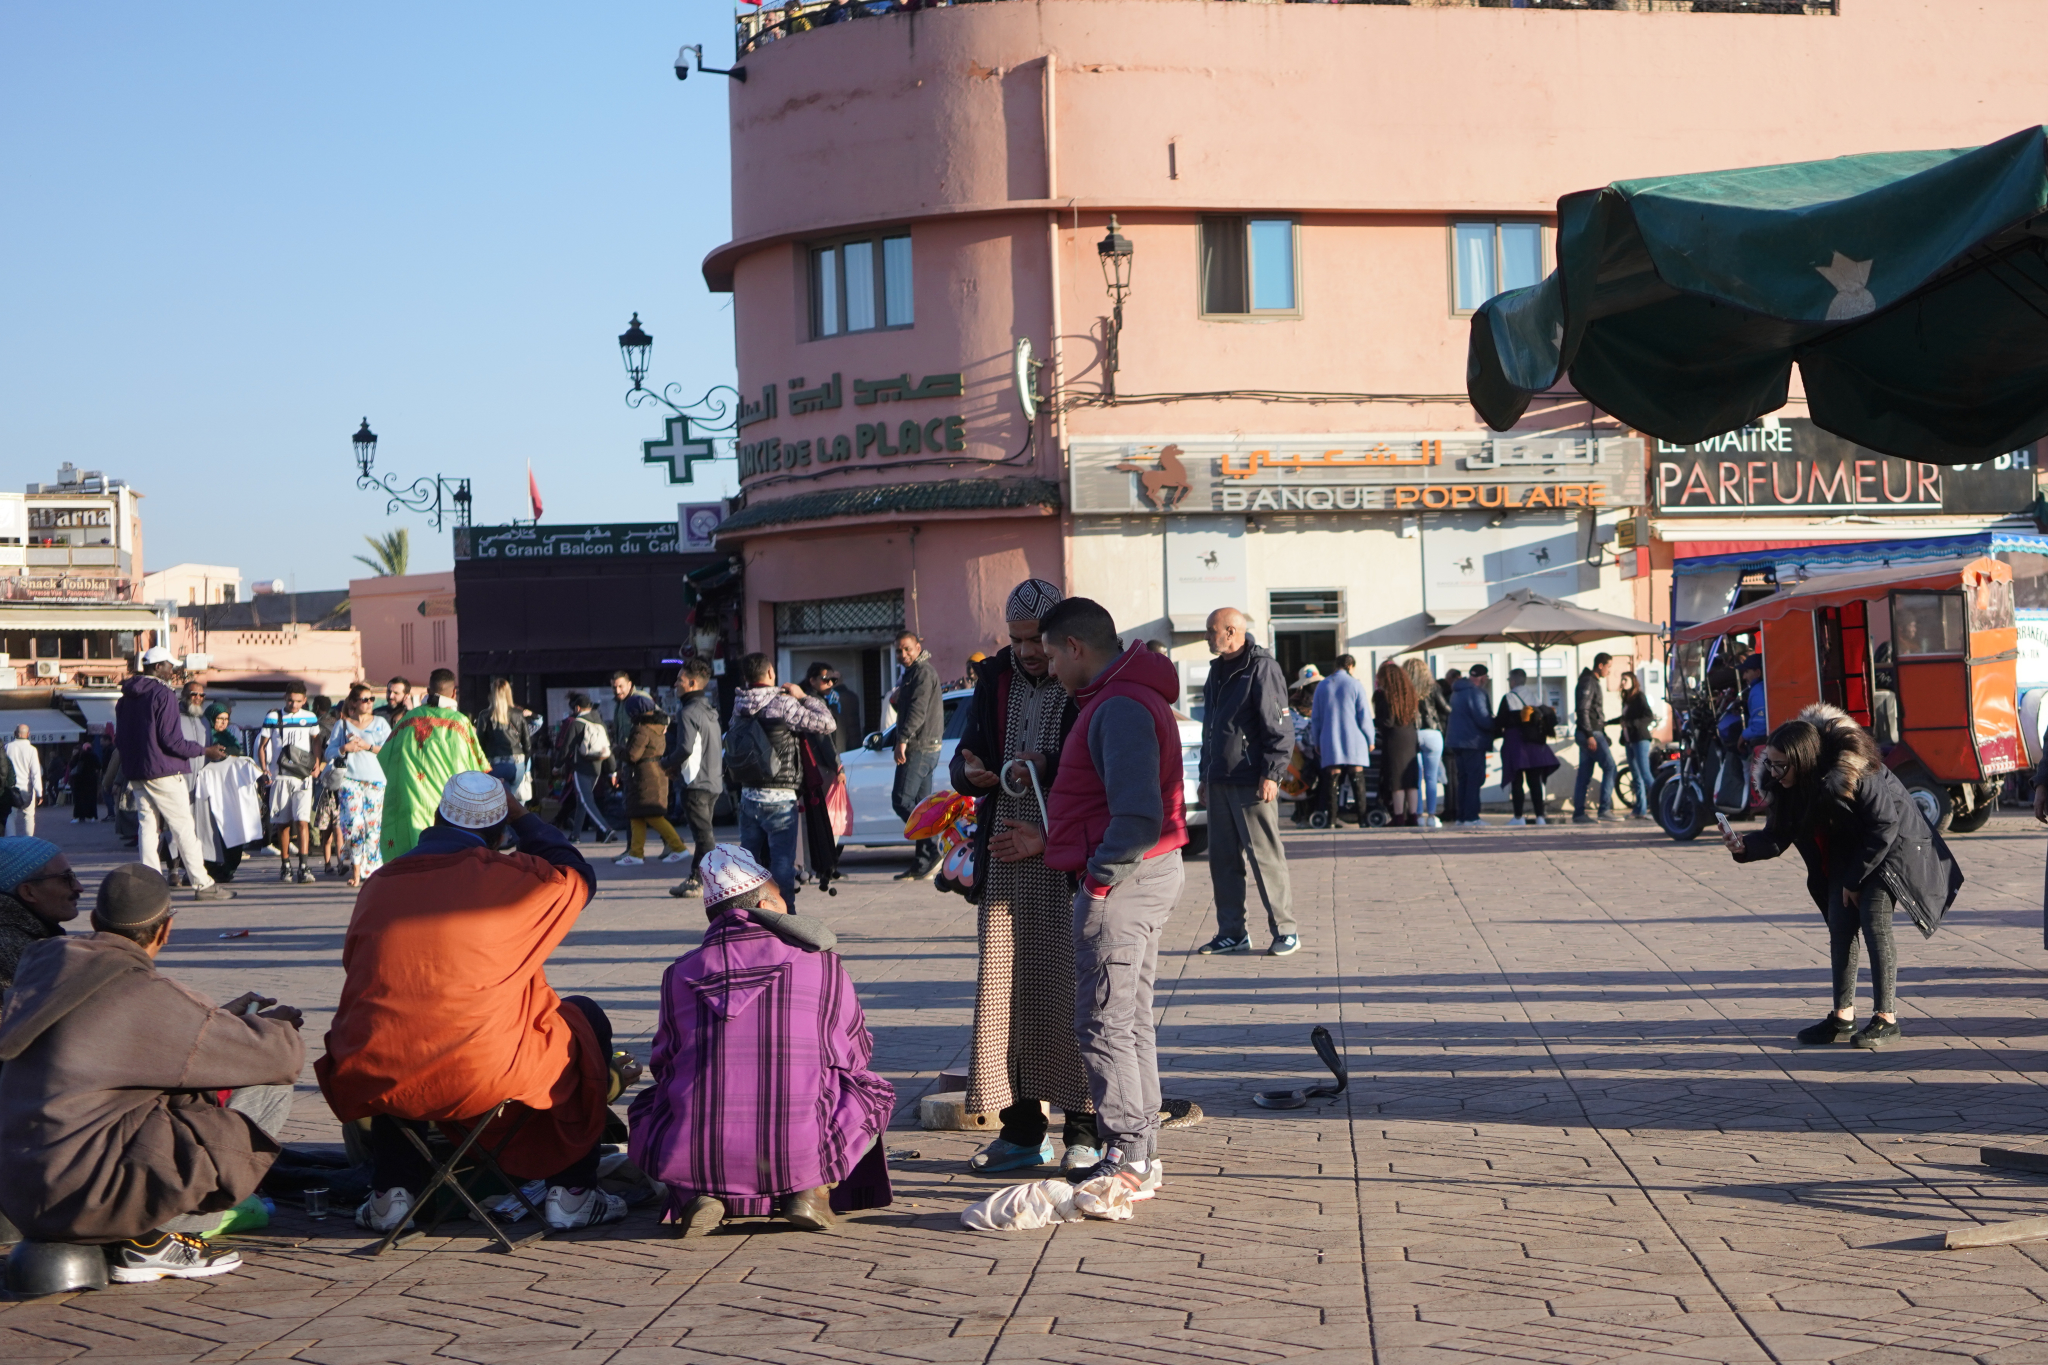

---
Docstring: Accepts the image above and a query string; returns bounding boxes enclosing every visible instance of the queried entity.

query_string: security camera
[675,44,697,81]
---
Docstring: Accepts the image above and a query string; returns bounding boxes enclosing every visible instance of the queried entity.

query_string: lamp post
[350,418,473,529]
[1097,215,1134,400]
[617,313,739,427]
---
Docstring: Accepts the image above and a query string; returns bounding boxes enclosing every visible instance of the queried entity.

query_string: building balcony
[26,546,122,569]
[737,0,1835,55]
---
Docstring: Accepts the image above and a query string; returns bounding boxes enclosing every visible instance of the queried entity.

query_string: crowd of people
[0,576,1984,1283]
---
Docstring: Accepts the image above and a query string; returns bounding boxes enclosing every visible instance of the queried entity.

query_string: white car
[840,688,1209,854]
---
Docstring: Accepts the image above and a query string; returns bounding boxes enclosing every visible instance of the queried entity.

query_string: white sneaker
[355,1186,413,1233]
[614,854,644,866]
[1535,816,1549,825]
[1508,816,1526,826]
[1061,1143,1104,1173]
[660,850,691,864]
[544,1184,629,1230]
[1131,1159,1165,1201]
[1425,815,1442,828]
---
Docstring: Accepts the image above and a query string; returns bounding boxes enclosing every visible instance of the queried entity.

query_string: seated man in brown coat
[0,865,305,1282]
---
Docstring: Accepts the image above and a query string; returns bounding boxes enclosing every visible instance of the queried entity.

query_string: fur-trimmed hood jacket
[1734,703,1964,929]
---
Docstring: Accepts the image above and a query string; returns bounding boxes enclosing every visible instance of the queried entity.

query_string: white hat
[437,771,509,829]
[139,646,173,666]
[699,844,770,908]
[1297,664,1323,684]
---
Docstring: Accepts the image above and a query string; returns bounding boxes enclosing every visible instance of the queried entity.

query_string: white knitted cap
[699,843,771,908]
[438,771,509,829]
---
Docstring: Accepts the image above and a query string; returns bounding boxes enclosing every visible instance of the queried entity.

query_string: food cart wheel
[1947,785,1995,834]
[1903,780,1954,834]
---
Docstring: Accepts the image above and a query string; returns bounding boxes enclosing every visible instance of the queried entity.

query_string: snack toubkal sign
[1653,419,2034,516]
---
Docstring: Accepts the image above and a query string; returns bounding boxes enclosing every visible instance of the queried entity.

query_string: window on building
[810,233,914,338]
[431,619,448,663]
[399,622,415,666]
[1453,221,1546,313]
[1201,216,1298,316]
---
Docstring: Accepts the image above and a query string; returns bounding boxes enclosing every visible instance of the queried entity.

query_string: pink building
[349,571,458,692]
[708,0,2048,716]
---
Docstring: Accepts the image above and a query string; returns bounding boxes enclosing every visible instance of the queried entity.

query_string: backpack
[724,712,780,789]
[576,715,611,762]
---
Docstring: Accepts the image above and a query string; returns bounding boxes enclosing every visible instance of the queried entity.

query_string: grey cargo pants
[1208,784,1296,940]
[1072,849,1184,1162]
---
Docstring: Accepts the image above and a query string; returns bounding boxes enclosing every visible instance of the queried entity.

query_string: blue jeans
[489,756,531,802]
[739,790,800,904]
[893,743,941,870]
[1624,738,1653,815]
[1573,733,1618,815]
[1449,748,1487,823]
[1415,729,1445,816]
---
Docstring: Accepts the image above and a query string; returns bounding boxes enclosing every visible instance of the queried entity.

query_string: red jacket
[1045,644,1187,885]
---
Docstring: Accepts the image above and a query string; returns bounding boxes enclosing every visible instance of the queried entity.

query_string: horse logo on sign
[1114,444,1194,511]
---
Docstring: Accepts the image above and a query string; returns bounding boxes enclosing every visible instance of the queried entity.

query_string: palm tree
[354,528,410,578]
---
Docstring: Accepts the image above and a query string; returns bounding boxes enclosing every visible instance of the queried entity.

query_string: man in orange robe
[316,772,628,1233]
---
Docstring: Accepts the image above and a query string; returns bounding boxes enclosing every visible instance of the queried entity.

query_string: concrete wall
[348,571,457,690]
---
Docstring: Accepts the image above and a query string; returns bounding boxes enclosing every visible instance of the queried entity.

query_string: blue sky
[1,3,740,590]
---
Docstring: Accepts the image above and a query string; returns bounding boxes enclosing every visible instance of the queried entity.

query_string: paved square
[10,812,2048,1363]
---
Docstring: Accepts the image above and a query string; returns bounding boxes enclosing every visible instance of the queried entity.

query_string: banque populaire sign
[1068,434,1645,516]
[1654,419,2034,516]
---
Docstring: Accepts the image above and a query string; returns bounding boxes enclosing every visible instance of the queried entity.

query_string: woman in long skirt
[324,685,392,888]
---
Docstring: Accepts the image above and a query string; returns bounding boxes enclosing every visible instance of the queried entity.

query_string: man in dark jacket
[1195,608,1297,957]
[1444,665,1495,827]
[666,660,725,898]
[0,864,303,1279]
[1572,653,1620,823]
[890,631,947,880]
[115,648,233,901]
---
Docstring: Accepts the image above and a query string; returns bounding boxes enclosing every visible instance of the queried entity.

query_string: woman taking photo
[1372,660,1422,827]
[1721,702,1962,1050]
[1403,657,1447,829]
[325,684,391,889]
[475,677,533,801]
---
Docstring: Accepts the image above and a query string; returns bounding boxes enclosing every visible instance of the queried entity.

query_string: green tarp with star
[1467,126,2048,465]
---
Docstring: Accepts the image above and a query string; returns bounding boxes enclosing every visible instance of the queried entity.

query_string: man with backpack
[555,693,615,845]
[664,661,724,898]
[259,682,324,885]
[726,653,835,905]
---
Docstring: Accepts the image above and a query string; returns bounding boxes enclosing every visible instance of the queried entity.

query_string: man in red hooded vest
[1035,596,1186,1202]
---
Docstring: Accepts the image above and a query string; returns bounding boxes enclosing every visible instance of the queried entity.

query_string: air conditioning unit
[34,661,60,679]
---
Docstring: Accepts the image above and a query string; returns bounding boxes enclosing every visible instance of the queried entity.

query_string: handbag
[825,770,852,838]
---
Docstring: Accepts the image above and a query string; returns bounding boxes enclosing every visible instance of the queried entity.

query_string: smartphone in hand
[1715,813,1734,838]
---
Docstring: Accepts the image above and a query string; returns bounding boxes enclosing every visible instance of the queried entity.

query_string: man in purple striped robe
[628,844,894,1234]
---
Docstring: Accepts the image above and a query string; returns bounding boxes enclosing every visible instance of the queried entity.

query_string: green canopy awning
[1468,126,2048,465]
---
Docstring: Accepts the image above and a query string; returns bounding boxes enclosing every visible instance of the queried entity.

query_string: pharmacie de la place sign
[1653,419,2034,516]
[1067,434,1645,516]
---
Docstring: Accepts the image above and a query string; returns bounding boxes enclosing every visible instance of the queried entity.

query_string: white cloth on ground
[959,1173,1145,1230]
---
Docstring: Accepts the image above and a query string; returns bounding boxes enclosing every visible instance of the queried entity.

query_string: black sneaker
[106,1231,242,1283]
[1796,1014,1856,1045]
[277,860,292,883]
[193,884,236,902]
[1196,934,1251,955]
[1267,935,1301,957]
[1851,1018,1902,1050]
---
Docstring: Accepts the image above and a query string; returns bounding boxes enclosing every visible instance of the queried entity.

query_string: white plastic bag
[960,1173,1140,1230]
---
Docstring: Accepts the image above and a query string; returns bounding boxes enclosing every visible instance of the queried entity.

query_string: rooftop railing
[737,0,1838,58]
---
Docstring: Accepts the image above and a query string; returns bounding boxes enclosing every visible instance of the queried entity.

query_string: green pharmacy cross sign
[642,415,719,485]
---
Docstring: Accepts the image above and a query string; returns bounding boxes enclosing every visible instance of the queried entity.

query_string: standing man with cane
[1194,608,1298,957]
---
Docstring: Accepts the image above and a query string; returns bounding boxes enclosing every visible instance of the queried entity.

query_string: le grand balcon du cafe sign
[1068,434,1645,516]
[1654,419,2034,516]
[735,371,967,480]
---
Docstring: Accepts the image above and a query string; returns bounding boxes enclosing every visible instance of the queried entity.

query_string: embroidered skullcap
[96,863,173,927]
[437,770,509,829]
[0,837,61,894]
[699,843,771,908]
[1004,578,1064,623]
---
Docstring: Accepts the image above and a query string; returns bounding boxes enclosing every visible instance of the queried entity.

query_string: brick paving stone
[16,816,2048,1359]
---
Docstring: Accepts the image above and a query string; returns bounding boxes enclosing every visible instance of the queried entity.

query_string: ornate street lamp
[349,417,473,530]
[1098,215,1134,399]
[618,314,654,391]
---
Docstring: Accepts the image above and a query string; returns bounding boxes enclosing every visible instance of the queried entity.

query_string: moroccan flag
[528,462,544,521]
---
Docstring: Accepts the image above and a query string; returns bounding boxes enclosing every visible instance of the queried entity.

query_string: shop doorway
[1272,630,1338,686]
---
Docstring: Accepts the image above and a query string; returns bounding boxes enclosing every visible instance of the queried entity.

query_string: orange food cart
[1672,556,2021,833]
